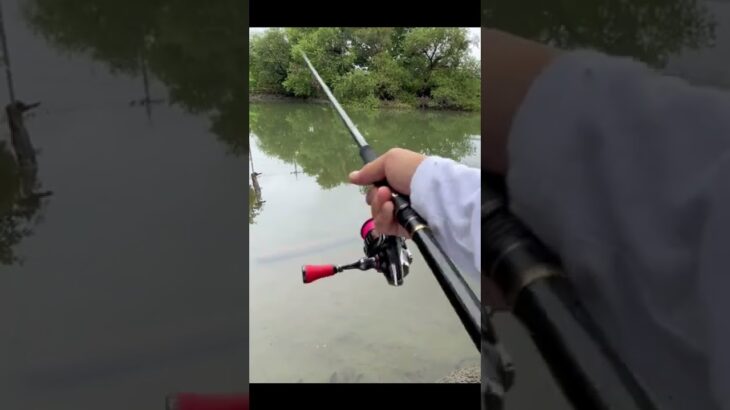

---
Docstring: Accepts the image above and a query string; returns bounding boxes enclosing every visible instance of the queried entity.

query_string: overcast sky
[249,27,481,61]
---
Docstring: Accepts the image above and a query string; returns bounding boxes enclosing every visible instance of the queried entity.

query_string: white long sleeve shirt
[409,156,481,286]
[508,50,730,410]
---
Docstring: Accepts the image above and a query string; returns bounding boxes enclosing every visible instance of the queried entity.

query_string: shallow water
[248,101,481,382]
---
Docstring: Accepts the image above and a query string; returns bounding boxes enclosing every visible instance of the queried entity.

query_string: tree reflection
[249,102,478,189]
[0,141,48,265]
[249,184,264,224]
[484,0,717,68]
[248,147,265,224]
[23,0,246,153]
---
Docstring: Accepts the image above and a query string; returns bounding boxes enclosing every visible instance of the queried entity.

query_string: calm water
[248,101,481,382]
[485,0,730,408]
[0,1,247,409]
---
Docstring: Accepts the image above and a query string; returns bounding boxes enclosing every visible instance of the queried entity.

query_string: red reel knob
[302,265,337,284]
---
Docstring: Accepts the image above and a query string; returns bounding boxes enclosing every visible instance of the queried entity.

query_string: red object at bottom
[167,393,249,410]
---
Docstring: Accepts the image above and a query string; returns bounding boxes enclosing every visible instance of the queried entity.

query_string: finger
[365,187,376,206]
[375,186,392,205]
[397,225,410,239]
[371,187,388,220]
[375,200,396,236]
[348,153,387,186]
[372,187,392,228]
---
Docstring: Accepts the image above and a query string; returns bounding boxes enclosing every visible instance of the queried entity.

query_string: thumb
[349,154,386,186]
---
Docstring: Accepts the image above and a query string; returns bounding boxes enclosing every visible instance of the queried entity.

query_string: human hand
[348,148,425,238]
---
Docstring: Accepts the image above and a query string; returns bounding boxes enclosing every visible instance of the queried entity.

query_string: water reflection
[0,0,247,407]
[248,143,265,224]
[0,1,51,266]
[484,0,717,68]
[23,0,246,153]
[0,0,247,262]
[0,138,49,265]
[249,102,479,191]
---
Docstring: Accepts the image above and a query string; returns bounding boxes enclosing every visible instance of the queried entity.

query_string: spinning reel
[302,218,413,286]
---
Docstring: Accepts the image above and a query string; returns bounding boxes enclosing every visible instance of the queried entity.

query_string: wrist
[409,156,437,213]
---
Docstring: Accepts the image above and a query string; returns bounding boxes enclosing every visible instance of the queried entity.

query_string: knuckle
[386,147,403,158]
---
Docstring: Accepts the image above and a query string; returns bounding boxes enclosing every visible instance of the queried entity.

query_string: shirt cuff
[410,156,446,225]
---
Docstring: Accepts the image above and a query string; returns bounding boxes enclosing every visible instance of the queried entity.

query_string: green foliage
[483,0,716,69]
[432,56,480,111]
[283,28,356,98]
[281,57,317,97]
[347,28,394,66]
[250,27,481,111]
[402,28,469,73]
[334,69,378,108]
[370,51,409,101]
[250,29,291,94]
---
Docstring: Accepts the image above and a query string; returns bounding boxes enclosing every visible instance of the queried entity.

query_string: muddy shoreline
[249,94,329,104]
[248,93,475,112]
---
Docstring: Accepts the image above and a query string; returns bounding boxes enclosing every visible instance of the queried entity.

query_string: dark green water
[0,1,247,409]
[248,101,481,382]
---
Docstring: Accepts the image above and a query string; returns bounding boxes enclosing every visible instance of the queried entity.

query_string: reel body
[302,218,413,286]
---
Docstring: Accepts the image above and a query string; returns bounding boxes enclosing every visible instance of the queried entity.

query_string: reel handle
[302,264,337,284]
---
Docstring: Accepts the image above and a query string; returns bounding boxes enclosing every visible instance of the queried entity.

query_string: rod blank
[300,53,368,148]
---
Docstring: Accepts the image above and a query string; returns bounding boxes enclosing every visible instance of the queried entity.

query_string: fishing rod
[298,51,485,351]
[483,173,659,410]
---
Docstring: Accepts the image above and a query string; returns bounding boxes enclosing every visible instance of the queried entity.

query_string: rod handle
[359,145,378,164]
[362,186,422,236]
[302,265,337,284]
[358,145,414,204]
